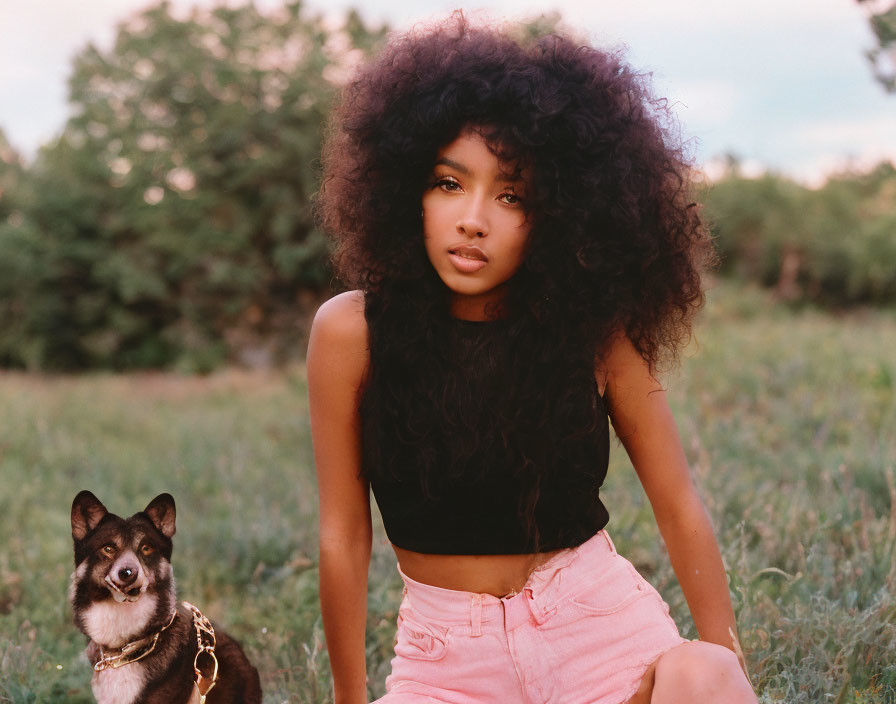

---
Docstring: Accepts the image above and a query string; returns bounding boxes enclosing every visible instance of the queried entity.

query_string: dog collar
[91,602,221,703]
[93,608,178,672]
[183,601,219,703]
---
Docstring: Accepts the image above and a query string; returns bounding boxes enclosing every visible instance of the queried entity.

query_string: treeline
[702,160,896,306]
[0,2,893,371]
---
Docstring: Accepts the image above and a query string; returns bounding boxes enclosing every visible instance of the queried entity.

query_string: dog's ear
[72,491,108,541]
[143,493,176,538]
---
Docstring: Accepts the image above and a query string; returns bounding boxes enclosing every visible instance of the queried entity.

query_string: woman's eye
[140,544,155,556]
[436,178,461,192]
[500,192,522,205]
[101,545,116,557]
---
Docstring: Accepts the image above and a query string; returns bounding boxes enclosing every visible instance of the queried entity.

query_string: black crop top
[363,315,611,555]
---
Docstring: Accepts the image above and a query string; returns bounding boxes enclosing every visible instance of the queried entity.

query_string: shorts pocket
[393,610,450,662]
[568,559,650,616]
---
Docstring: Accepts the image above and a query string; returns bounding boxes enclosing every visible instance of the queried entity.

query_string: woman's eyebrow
[434,157,470,175]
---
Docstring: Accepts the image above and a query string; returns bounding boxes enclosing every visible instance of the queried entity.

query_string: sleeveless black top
[362,314,611,555]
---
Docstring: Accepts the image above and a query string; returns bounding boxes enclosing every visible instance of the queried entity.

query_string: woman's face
[422,129,532,320]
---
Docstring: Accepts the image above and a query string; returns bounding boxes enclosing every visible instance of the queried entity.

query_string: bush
[702,161,896,306]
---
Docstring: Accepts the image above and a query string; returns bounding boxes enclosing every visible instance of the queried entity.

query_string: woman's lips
[448,245,487,273]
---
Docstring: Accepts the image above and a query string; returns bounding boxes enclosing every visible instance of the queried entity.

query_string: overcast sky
[2,0,895,184]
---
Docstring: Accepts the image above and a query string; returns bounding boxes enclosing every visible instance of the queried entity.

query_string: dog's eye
[101,545,116,557]
[140,544,155,556]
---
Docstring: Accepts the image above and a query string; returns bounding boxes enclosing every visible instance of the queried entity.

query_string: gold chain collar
[93,608,178,672]
[183,601,219,703]
[92,601,220,704]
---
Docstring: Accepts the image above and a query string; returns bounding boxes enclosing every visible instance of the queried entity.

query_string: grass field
[0,281,894,703]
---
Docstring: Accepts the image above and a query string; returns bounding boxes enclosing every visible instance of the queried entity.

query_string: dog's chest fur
[84,612,190,704]
[79,592,166,703]
[92,665,147,704]
[81,593,159,648]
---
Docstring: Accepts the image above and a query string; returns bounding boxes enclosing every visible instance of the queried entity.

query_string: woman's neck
[448,290,508,322]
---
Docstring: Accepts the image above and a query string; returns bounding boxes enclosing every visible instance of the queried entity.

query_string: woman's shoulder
[311,290,367,334]
[308,290,369,360]
[594,330,657,398]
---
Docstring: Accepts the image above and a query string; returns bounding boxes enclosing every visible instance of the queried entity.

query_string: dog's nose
[118,566,137,585]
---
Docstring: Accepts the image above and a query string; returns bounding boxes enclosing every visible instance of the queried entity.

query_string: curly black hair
[316,14,715,544]
[319,13,713,367]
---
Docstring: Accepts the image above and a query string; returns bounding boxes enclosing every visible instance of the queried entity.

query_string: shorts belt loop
[470,594,483,637]
[601,529,618,555]
[526,591,551,626]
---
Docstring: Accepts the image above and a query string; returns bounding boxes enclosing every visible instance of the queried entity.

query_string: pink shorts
[373,530,687,704]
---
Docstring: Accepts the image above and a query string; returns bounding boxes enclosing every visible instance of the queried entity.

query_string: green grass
[0,281,894,703]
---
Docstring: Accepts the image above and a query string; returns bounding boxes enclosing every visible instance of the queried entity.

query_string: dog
[70,490,262,704]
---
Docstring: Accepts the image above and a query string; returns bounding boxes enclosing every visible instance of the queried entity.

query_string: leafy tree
[702,162,810,295]
[0,1,386,370]
[0,129,24,219]
[0,131,60,369]
[858,0,896,92]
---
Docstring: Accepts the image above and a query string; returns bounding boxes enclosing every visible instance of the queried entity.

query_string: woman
[308,14,758,704]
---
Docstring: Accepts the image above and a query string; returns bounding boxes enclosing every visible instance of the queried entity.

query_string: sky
[2,0,895,185]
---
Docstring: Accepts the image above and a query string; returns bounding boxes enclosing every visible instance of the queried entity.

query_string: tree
[0,129,45,368]
[858,0,896,92]
[0,1,386,370]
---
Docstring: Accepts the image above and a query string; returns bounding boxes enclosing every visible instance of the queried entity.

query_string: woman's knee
[653,641,756,701]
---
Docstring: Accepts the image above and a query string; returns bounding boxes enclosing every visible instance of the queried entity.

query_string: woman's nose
[456,198,488,238]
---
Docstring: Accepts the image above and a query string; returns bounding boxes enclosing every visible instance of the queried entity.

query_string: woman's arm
[601,334,747,673]
[307,290,372,704]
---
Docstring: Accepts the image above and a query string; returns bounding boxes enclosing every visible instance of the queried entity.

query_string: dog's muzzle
[105,562,148,602]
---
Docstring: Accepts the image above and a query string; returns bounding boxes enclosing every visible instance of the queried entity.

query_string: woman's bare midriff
[392,545,564,598]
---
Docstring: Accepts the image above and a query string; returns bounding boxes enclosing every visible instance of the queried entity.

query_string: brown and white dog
[70,491,262,704]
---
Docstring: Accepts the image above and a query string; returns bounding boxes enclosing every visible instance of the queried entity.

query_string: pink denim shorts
[373,530,687,704]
